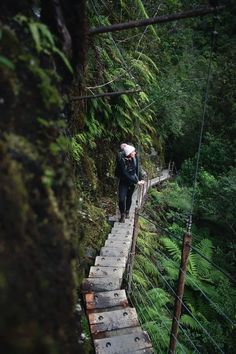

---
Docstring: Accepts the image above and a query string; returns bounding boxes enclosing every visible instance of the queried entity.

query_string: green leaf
[0,55,15,70]
[52,47,73,73]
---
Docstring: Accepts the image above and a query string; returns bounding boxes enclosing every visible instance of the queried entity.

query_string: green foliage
[15,15,73,73]
[0,54,15,69]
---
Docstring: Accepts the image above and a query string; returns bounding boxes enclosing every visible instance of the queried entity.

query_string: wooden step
[94,330,153,354]
[89,307,139,334]
[85,289,128,310]
[105,240,131,249]
[95,256,127,268]
[89,266,125,278]
[111,229,133,236]
[107,233,132,241]
[82,277,122,292]
[100,247,129,257]
[95,326,143,339]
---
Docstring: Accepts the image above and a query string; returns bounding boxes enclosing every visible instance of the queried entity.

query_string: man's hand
[138,180,145,185]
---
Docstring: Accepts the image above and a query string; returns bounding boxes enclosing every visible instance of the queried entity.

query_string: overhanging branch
[89,6,225,35]
[71,88,142,100]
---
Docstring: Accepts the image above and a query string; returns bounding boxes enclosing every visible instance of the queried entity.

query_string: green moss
[5,133,39,160]
[29,64,62,110]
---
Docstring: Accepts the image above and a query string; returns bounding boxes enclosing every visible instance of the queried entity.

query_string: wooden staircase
[82,170,170,353]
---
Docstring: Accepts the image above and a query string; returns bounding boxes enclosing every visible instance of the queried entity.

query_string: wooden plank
[95,256,127,268]
[111,229,133,235]
[93,326,143,340]
[82,277,122,292]
[131,349,154,353]
[100,247,129,257]
[105,240,131,249]
[89,307,139,334]
[85,289,128,310]
[107,234,132,241]
[94,331,153,354]
[89,266,125,278]
[113,223,133,228]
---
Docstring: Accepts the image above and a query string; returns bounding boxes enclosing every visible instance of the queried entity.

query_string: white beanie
[124,145,135,156]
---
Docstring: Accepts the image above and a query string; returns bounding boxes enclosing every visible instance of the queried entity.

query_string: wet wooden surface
[82,172,170,353]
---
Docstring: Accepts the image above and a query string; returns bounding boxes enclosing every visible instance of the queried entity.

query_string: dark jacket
[119,153,141,185]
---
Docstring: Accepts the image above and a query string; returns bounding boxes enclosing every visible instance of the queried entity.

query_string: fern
[180,314,200,331]
[132,269,149,288]
[134,0,160,40]
[160,237,181,262]
[15,15,73,73]
[136,255,159,277]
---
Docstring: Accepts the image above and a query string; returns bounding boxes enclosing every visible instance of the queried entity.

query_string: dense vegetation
[0,0,235,353]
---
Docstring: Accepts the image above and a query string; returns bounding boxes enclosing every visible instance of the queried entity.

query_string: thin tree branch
[71,88,142,100]
[89,6,225,35]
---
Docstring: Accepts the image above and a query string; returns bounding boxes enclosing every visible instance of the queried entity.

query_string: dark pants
[118,181,135,214]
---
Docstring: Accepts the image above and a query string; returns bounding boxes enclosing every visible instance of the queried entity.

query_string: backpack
[114,151,125,178]
[114,153,121,178]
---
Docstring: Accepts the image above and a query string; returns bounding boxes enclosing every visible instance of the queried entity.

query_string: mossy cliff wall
[0,4,110,354]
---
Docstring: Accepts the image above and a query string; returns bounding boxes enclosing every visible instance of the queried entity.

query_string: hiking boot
[125,210,130,219]
[119,213,125,223]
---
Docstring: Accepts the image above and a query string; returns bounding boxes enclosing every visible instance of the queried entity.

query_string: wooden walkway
[82,170,170,354]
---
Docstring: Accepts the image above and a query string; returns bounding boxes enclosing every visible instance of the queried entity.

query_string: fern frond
[136,255,158,277]
[160,237,181,262]
[180,314,200,331]
[132,269,148,288]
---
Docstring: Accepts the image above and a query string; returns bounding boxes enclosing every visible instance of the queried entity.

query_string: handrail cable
[132,267,200,354]
[187,21,218,232]
[131,281,187,354]
[133,260,200,353]
[156,265,225,354]
[129,292,164,352]
[132,274,187,354]
[154,246,236,328]
[138,213,236,283]
[129,285,168,351]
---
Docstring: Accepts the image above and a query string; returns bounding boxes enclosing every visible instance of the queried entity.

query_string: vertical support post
[127,207,139,294]
[168,232,192,354]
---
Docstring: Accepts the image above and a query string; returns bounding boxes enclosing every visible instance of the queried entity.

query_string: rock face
[0,5,92,353]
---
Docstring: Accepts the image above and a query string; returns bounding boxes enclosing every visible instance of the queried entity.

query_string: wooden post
[89,6,224,35]
[127,208,139,294]
[168,232,192,354]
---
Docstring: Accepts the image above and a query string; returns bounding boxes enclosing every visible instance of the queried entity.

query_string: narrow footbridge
[82,170,170,354]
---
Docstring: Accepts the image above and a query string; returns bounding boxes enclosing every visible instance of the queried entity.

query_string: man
[118,144,145,222]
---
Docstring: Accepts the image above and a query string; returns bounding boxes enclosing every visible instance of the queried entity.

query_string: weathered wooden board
[89,266,125,278]
[107,232,133,241]
[94,331,153,354]
[113,223,133,229]
[105,240,131,249]
[108,233,132,241]
[89,307,139,334]
[94,326,143,340]
[82,277,122,292]
[85,289,128,310]
[95,256,127,268]
[111,229,133,236]
[100,247,129,257]
[111,228,133,235]
[130,349,154,353]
